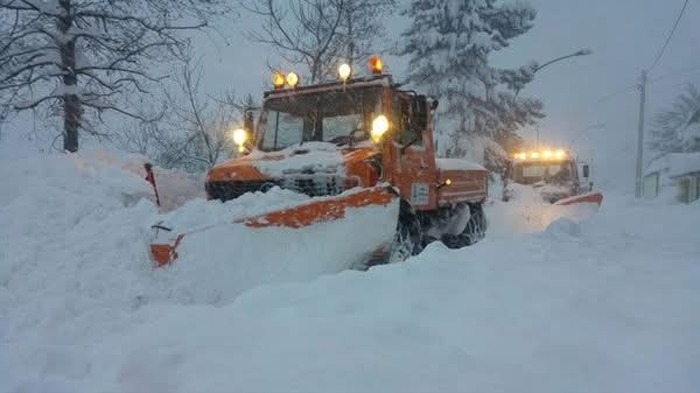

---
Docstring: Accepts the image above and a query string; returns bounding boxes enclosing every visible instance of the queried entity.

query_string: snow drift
[1,148,698,393]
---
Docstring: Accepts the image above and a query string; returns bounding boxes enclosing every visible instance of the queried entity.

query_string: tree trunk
[58,0,80,152]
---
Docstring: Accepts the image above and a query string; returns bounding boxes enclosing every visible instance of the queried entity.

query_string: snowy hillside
[1,150,698,393]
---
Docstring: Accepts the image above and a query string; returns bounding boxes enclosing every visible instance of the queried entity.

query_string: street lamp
[515,48,593,97]
[534,48,592,74]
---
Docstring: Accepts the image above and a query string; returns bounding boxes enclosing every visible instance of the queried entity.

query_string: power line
[594,83,638,104]
[649,64,700,84]
[648,0,690,73]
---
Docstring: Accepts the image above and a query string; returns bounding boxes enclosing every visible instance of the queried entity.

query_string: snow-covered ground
[1,148,698,393]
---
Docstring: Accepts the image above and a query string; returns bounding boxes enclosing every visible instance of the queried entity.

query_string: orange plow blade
[554,192,604,206]
[239,186,397,228]
[149,186,399,267]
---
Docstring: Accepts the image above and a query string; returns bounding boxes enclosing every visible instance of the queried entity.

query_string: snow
[1,145,699,393]
[645,152,700,178]
[681,122,700,146]
[491,183,600,234]
[436,157,486,171]
[246,143,346,176]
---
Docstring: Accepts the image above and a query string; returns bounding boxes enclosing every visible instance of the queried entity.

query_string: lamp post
[515,48,593,97]
[534,49,592,74]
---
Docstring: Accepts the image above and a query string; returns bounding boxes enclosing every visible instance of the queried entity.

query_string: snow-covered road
[1,151,698,393]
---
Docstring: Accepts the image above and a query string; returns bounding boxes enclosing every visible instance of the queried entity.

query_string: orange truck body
[206,76,488,210]
[151,72,489,267]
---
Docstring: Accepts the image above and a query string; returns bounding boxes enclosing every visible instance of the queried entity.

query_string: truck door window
[395,95,423,146]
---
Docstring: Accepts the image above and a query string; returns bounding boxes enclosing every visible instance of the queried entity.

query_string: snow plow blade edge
[553,192,603,206]
[149,186,399,268]
[239,186,397,228]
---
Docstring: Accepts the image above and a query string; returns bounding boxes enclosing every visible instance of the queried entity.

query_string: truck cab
[206,58,488,214]
[503,150,592,204]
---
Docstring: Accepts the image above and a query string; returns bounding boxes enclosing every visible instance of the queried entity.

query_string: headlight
[286,72,299,88]
[232,128,247,146]
[338,63,351,82]
[371,114,389,143]
[272,72,285,89]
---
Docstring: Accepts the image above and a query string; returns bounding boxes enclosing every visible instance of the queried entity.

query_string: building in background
[643,152,700,203]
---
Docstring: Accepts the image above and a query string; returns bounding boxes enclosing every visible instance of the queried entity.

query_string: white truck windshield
[513,162,573,184]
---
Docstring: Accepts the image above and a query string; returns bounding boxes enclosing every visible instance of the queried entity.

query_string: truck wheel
[364,200,421,269]
[389,199,423,262]
[441,203,487,248]
[388,214,421,263]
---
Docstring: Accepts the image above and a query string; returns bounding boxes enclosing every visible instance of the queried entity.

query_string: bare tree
[242,0,395,83]
[112,54,254,172]
[338,0,396,64]
[165,55,232,170]
[0,0,232,152]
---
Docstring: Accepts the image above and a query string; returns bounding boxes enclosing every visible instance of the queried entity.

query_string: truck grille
[207,175,345,202]
[281,175,344,197]
[206,180,281,201]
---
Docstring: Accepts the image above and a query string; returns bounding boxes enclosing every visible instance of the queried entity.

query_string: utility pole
[635,70,647,198]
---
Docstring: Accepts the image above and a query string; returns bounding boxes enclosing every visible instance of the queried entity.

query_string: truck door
[386,93,438,210]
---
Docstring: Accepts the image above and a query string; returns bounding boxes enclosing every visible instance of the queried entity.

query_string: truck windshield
[259,86,383,151]
[513,162,572,184]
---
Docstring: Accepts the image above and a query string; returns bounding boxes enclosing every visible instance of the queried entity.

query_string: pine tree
[399,0,543,172]
[649,84,700,155]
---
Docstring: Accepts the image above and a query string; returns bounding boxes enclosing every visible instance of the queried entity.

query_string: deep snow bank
[1,149,698,393]
[103,196,699,393]
[0,149,397,393]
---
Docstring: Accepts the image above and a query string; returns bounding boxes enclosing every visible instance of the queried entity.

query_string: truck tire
[364,200,422,269]
[440,202,487,248]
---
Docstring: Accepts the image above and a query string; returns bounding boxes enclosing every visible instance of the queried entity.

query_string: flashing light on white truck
[503,148,603,206]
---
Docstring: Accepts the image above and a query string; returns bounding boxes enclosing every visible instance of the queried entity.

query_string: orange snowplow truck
[151,57,489,267]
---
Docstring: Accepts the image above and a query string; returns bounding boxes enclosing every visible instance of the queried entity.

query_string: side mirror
[399,95,428,154]
[582,164,590,178]
[411,95,428,131]
[430,98,439,111]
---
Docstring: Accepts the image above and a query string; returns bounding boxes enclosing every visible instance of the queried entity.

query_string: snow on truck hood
[246,142,347,176]
[209,142,378,181]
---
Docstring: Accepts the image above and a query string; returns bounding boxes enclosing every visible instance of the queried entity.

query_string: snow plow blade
[239,186,397,228]
[149,186,399,268]
[553,192,603,206]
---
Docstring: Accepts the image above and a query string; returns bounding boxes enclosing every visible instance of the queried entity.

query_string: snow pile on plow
[152,187,398,302]
[487,183,601,235]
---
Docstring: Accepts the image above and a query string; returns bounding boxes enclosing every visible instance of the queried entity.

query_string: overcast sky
[194,0,699,191]
[4,1,697,193]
